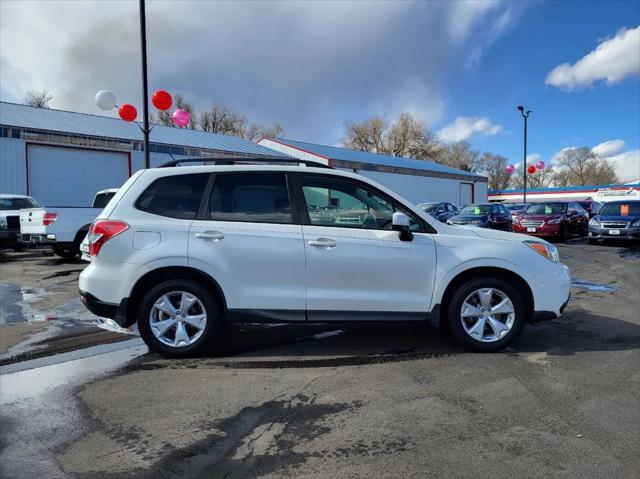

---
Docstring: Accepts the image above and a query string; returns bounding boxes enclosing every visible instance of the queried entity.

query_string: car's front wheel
[447,276,527,352]
[138,280,219,357]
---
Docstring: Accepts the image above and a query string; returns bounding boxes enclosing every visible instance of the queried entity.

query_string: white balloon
[95,90,116,110]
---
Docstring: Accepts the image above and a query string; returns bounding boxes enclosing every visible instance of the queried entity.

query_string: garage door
[27,145,128,207]
[460,183,474,205]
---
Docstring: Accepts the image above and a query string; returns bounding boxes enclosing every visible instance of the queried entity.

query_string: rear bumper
[79,290,128,325]
[17,233,56,245]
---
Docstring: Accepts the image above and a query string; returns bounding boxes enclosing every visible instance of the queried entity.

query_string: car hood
[449,215,488,222]
[470,227,535,243]
[519,214,563,221]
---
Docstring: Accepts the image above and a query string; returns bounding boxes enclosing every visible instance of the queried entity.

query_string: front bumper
[528,262,571,319]
[588,226,640,240]
[513,223,561,237]
[79,290,129,325]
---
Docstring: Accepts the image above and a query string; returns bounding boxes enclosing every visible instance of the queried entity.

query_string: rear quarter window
[135,173,209,219]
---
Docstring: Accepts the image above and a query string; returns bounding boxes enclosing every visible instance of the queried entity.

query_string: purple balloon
[172,108,190,127]
[506,164,515,174]
[536,160,545,170]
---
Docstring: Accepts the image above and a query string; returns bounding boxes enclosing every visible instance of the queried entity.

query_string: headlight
[631,219,640,227]
[524,241,560,262]
[589,218,601,227]
[547,217,563,224]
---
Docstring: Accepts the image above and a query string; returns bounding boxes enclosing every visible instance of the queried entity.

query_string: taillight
[88,220,129,256]
[43,212,57,226]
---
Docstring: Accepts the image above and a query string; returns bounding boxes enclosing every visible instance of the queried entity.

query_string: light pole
[139,0,150,169]
[517,106,531,203]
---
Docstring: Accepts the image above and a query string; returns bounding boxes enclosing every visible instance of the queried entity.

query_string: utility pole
[139,0,150,169]
[517,106,531,203]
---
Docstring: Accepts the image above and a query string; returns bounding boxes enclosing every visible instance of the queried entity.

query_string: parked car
[19,188,118,258]
[0,194,40,251]
[577,199,602,218]
[417,202,459,223]
[79,159,570,357]
[512,201,588,241]
[446,203,512,231]
[504,203,530,221]
[588,200,640,243]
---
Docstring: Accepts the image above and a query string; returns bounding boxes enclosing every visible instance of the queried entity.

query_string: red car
[512,201,589,241]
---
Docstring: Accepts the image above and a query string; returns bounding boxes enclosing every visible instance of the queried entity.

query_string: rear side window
[136,174,208,219]
[209,172,292,224]
[92,192,116,209]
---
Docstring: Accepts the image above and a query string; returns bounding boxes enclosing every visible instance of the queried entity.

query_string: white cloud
[605,150,640,182]
[545,26,640,90]
[0,1,517,144]
[436,116,503,143]
[592,139,626,158]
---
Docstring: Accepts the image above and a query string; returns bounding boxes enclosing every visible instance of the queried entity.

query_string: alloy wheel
[149,291,207,348]
[460,288,515,343]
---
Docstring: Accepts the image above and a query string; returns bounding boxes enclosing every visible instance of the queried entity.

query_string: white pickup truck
[19,189,118,259]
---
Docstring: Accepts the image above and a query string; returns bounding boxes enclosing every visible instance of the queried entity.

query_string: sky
[1,0,639,182]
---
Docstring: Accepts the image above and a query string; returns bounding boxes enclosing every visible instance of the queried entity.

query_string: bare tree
[342,116,387,153]
[24,89,53,108]
[242,123,284,142]
[440,141,482,172]
[342,113,443,161]
[482,153,511,191]
[554,147,618,185]
[511,166,556,189]
[199,105,246,135]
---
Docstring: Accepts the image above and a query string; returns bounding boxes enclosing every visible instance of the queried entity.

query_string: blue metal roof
[0,101,283,157]
[271,138,484,178]
[489,183,640,194]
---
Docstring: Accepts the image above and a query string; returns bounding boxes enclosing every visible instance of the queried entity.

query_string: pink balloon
[536,160,545,170]
[506,164,515,174]
[172,108,190,127]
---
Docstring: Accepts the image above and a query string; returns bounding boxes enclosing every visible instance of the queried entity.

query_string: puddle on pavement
[571,278,618,292]
[0,341,147,479]
[0,283,52,323]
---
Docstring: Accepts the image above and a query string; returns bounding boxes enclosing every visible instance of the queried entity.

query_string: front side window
[300,175,422,231]
[209,172,292,224]
[136,173,208,219]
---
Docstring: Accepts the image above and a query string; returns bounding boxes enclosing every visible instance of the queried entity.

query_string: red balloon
[527,165,536,174]
[152,90,172,110]
[118,104,137,122]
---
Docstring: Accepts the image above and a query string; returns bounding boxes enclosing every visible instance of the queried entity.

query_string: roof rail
[157,156,332,169]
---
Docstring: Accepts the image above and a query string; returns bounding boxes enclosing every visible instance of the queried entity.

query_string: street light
[139,0,150,169]
[517,105,532,203]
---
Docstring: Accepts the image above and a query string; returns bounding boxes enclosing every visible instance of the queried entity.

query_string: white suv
[79,159,571,356]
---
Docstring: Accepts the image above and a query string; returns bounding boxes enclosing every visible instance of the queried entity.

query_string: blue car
[417,202,458,223]
[588,200,640,243]
[446,203,513,231]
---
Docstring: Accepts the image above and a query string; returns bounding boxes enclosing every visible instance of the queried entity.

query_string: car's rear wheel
[138,280,219,357]
[447,276,526,352]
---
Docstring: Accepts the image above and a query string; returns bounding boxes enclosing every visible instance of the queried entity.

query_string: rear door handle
[308,238,336,248]
[194,231,224,241]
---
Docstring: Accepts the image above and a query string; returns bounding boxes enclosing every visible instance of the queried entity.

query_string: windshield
[507,203,527,211]
[599,202,640,216]
[525,203,566,215]
[418,203,438,212]
[459,205,491,215]
[0,197,39,210]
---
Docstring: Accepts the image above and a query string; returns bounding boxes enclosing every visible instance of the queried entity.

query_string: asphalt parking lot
[1,240,639,479]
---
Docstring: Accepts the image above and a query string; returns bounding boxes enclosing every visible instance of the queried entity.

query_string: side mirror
[392,212,413,242]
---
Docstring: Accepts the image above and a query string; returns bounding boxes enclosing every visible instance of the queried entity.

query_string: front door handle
[194,231,224,241]
[308,238,336,248]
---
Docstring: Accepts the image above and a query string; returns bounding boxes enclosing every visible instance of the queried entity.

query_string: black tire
[54,244,79,259]
[587,238,598,245]
[447,276,527,352]
[138,279,220,357]
[13,245,25,252]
